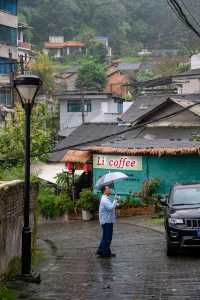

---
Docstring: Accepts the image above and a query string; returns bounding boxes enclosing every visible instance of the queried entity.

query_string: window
[0,88,12,106]
[0,0,17,14]
[117,102,123,113]
[67,100,91,112]
[0,25,17,46]
[0,58,16,75]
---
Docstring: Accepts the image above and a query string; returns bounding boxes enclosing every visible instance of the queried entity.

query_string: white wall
[191,54,200,70]
[59,99,119,131]
[0,45,18,59]
[0,11,17,28]
[180,79,200,94]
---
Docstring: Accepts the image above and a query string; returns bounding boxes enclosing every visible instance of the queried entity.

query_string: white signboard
[93,154,142,171]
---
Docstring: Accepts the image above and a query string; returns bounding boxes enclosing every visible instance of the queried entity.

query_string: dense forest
[18,0,200,55]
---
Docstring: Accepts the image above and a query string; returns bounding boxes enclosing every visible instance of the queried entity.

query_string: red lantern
[84,163,92,174]
[65,162,73,173]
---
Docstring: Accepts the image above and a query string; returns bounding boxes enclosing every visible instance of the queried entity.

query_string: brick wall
[0,180,38,279]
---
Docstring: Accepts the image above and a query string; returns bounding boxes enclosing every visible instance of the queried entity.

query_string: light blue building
[0,0,18,107]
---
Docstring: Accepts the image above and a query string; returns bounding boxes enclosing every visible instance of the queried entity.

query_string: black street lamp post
[14,75,42,282]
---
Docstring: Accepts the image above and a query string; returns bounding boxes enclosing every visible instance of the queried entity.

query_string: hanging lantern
[84,163,92,174]
[65,162,73,173]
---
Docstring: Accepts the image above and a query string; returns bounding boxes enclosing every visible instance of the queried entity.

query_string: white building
[57,91,125,137]
[173,54,200,95]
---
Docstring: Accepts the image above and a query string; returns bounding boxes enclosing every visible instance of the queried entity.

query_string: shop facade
[93,154,200,196]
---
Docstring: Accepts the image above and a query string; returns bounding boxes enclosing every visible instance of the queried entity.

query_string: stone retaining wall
[0,180,38,279]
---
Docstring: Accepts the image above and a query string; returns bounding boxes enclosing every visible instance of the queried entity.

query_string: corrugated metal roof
[121,94,200,124]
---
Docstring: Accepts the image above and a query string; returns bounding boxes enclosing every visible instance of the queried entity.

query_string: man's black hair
[101,186,106,194]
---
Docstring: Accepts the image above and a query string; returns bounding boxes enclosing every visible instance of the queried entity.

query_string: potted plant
[77,189,99,221]
[37,185,74,223]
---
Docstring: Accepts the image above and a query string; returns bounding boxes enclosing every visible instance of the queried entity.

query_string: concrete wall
[0,11,17,28]
[0,181,38,279]
[191,54,200,70]
[0,45,18,60]
[93,155,200,197]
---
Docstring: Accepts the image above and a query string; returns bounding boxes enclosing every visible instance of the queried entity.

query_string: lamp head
[14,75,42,106]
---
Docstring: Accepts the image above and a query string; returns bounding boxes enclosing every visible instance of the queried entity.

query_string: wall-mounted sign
[93,154,142,171]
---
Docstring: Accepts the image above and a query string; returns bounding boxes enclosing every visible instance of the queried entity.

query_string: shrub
[37,186,74,219]
[76,189,99,213]
[0,284,16,300]
[139,178,161,205]
[119,194,143,209]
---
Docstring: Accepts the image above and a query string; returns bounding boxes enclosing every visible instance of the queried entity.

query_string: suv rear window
[172,187,200,205]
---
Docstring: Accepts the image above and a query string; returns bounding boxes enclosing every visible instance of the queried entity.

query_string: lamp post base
[16,271,41,284]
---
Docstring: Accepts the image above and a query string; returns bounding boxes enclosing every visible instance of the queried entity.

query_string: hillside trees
[18,0,200,54]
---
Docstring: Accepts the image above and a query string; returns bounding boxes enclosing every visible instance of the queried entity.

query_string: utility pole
[9,50,14,107]
[81,88,85,124]
[20,55,25,75]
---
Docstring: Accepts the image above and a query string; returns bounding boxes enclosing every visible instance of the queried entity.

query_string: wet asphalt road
[14,220,200,300]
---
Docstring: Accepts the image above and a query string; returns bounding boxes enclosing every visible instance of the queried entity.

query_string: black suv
[161,183,200,256]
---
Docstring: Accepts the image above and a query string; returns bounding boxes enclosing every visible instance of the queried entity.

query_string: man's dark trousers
[97,223,113,256]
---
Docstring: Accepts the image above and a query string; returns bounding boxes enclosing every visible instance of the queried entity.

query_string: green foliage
[139,179,161,205]
[37,186,74,219]
[75,60,107,90]
[0,164,24,181]
[0,284,16,300]
[0,103,56,169]
[76,189,99,213]
[31,53,55,93]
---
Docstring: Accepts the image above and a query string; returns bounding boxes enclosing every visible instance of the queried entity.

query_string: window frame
[67,100,92,113]
[0,0,17,15]
[0,24,17,46]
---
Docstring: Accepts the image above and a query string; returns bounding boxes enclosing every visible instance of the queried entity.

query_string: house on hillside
[44,36,85,58]
[52,93,200,196]
[172,53,200,94]
[105,64,129,96]
[56,91,125,137]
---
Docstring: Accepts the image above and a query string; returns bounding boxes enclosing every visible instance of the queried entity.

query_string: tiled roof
[44,41,85,49]
[121,94,200,124]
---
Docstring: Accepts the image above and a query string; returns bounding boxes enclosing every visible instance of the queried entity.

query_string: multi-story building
[0,0,18,107]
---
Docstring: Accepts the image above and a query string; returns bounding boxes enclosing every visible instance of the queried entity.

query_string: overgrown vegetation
[31,53,55,94]
[119,178,161,209]
[75,60,107,90]
[0,103,57,180]
[0,284,16,300]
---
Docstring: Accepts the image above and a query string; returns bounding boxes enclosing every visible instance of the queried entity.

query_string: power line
[0,101,199,163]
[167,0,200,39]
[182,0,200,30]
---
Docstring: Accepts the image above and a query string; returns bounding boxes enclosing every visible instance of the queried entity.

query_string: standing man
[96,185,118,258]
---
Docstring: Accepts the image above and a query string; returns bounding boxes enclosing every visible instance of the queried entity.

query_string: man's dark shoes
[96,253,116,258]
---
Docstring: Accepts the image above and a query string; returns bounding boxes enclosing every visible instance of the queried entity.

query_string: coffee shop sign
[93,154,142,171]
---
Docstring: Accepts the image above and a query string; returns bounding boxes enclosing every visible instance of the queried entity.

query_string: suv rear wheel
[166,239,179,256]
